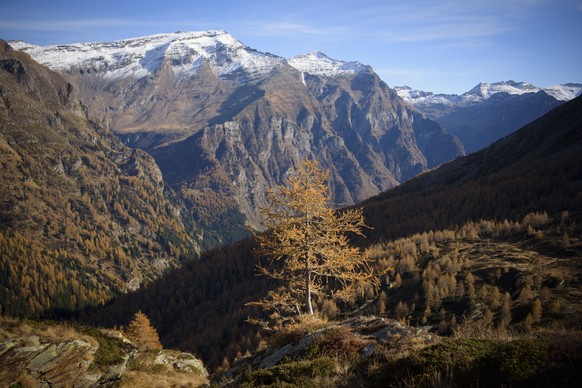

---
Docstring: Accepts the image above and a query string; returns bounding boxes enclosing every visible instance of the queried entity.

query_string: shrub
[303,327,366,361]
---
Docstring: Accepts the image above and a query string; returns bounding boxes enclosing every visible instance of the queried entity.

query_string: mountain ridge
[396,80,577,153]
[396,80,582,114]
[9,32,375,81]
[362,94,582,241]
[9,30,285,80]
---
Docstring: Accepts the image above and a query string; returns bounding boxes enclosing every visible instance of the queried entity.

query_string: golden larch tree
[253,158,376,319]
[125,310,162,350]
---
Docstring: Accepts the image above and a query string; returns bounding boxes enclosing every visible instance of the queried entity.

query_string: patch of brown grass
[315,326,370,360]
[0,317,99,348]
[36,322,97,346]
[121,371,207,388]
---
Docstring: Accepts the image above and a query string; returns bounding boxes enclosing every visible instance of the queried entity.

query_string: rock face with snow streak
[12,31,463,232]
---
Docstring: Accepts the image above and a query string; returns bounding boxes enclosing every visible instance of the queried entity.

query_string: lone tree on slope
[125,310,162,350]
[253,158,376,320]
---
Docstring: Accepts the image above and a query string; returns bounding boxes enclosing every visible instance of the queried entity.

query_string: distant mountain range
[12,33,580,231]
[10,31,463,238]
[395,81,582,112]
[396,81,582,152]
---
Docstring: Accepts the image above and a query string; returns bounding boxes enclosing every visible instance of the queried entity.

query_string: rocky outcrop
[254,316,438,368]
[0,337,131,386]
[152,350,208,378]
[0,319,207,387]
[220,316,439,385]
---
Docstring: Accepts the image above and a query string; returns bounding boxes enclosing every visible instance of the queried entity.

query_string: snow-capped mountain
[396,81,582,114]
[464,81,540,100]
[542,83,582,101]
[10,30,284,79]
[461,81,582,103]
[8,31,463,238]
[10,35,369,82]
[288,51,368,77]
[396,81,575,153]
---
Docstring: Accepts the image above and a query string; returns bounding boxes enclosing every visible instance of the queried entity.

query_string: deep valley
[0,30,581,387]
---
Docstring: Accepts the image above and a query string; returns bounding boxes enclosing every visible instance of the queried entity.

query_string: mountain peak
[394,85,435,100]
[288,51,368,77]
[467,81,490,96]
[463,80,540,100]
[9,30,284,79]
[308,50,331,59]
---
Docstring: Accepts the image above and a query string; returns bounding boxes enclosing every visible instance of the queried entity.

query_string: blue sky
[1,0,581,94]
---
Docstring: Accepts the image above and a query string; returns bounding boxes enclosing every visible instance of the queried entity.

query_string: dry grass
[37,322,97,346]
[121,371,207,388]
[0,316,100,353]
[0,316,22,340]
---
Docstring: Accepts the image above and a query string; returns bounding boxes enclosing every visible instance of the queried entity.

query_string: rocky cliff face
[12,32,463,233]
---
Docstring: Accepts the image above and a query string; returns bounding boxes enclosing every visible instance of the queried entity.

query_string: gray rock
[254,328,327,369]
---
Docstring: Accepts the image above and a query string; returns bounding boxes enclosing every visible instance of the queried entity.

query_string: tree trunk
[306,268,313,316]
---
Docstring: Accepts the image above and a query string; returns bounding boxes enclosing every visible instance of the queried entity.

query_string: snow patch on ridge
[543,83,582,101]
[288,51,367,77]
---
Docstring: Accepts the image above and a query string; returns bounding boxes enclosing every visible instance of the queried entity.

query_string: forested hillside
[0,40,200,317]
[362,94,582,242]
[82,96,582,371]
